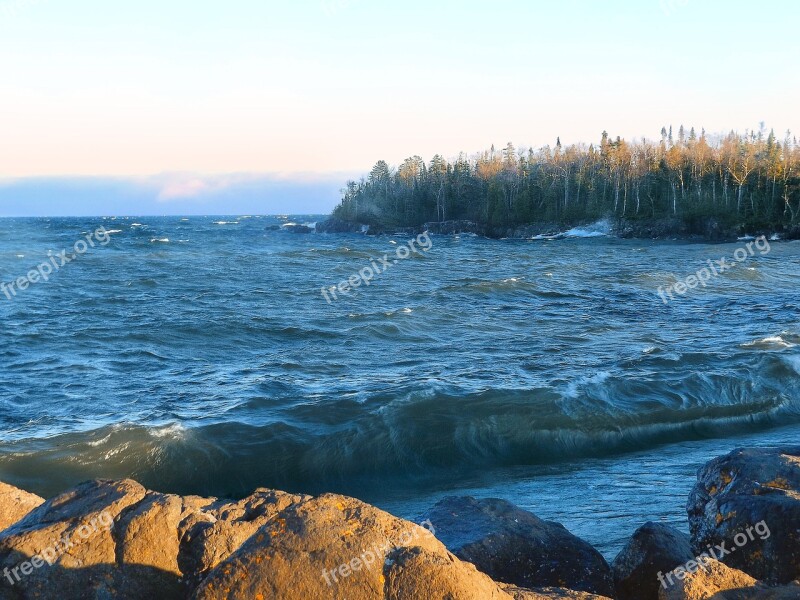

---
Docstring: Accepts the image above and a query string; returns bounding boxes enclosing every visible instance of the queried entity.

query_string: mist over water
[1,216,799,556]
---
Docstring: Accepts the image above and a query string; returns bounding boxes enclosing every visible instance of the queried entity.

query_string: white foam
[150,238,170,243]
[741,336,796,350]
[564,371,612,399]
[150,423,186,439]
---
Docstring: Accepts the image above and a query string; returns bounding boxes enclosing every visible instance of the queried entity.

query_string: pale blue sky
[0,0,797,215]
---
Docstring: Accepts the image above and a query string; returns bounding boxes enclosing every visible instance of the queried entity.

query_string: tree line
[331,126,800,232]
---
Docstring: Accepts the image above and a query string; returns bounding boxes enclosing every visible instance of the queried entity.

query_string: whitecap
[149,423,186,439]
[741,336,796,350]
[564,371,612,399]
[150,238,170,243]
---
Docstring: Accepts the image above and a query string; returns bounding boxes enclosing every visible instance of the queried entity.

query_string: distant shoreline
[315,216,800,243]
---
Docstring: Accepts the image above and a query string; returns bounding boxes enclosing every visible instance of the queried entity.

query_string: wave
[2,361,798,499]
[531,219,611,240]
[741,336,797,350]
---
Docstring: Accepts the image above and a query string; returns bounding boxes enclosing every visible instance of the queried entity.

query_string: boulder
[422,496,614,596]
[688,446,800,583]
[0,483,44,532]
[657,557,757,599]
[282,224,313,234]
[192,493,517,600]
[0,479,149,599]
[0,480,306,599]
[656,557,800,599]
[179,488,309,585]
[502,585,613,599]
[315,218,365,233]
[612,522,695,600]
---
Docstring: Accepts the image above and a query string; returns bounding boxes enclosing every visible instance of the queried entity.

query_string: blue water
[1,216,799,557]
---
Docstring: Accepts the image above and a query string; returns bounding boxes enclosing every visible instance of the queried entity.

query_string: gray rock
[688,446,800,584]
[423,496,614,596]
[612,522,695,600]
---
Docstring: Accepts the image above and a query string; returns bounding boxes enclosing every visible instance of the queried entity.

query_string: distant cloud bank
[0,173,352,216]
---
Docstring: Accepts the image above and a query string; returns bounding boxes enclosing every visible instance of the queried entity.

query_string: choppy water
[1,216,799,557]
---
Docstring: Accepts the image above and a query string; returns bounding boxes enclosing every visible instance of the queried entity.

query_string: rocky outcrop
[0,480,608,600]
[4,445,800,599]
[193,493,504,600]
[179,488,309,586]
[282,224,314,234]
[0,480,309,600]
[687,446,800,584]
[423,496,615,596]
[423,220,485,235]
[611,522,695,600]
[315,217,366,233]
[0,483,43,532]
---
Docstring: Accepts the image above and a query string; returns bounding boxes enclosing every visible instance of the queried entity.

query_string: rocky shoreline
[314,217,800,242]
[1,446,799,599]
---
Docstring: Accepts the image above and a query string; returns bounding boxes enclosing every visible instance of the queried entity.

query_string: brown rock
[657,557,760,599]
[0,483,44,533]
[384,546,512,599]
[0,480,308,599]
[193,493,515,600]
[179,488,309,584]
[0,479,147,598]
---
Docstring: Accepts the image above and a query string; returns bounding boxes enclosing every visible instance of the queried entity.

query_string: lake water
[1,215,798,558]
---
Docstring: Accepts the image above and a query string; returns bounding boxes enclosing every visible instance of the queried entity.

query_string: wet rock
[612,522,695,600]
[423,496,614,596]
[423,220,484,235]
[0,483,44,532]
[282,224,313,234]
[315,217,365,233]
[688,446,800,584]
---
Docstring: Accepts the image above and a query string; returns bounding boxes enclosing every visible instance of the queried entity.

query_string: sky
[0,0,798,215]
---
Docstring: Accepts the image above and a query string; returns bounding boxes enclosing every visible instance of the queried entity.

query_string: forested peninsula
[321,126,800,240]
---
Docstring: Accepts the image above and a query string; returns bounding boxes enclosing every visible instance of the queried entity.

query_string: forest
[331,126,800,234]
